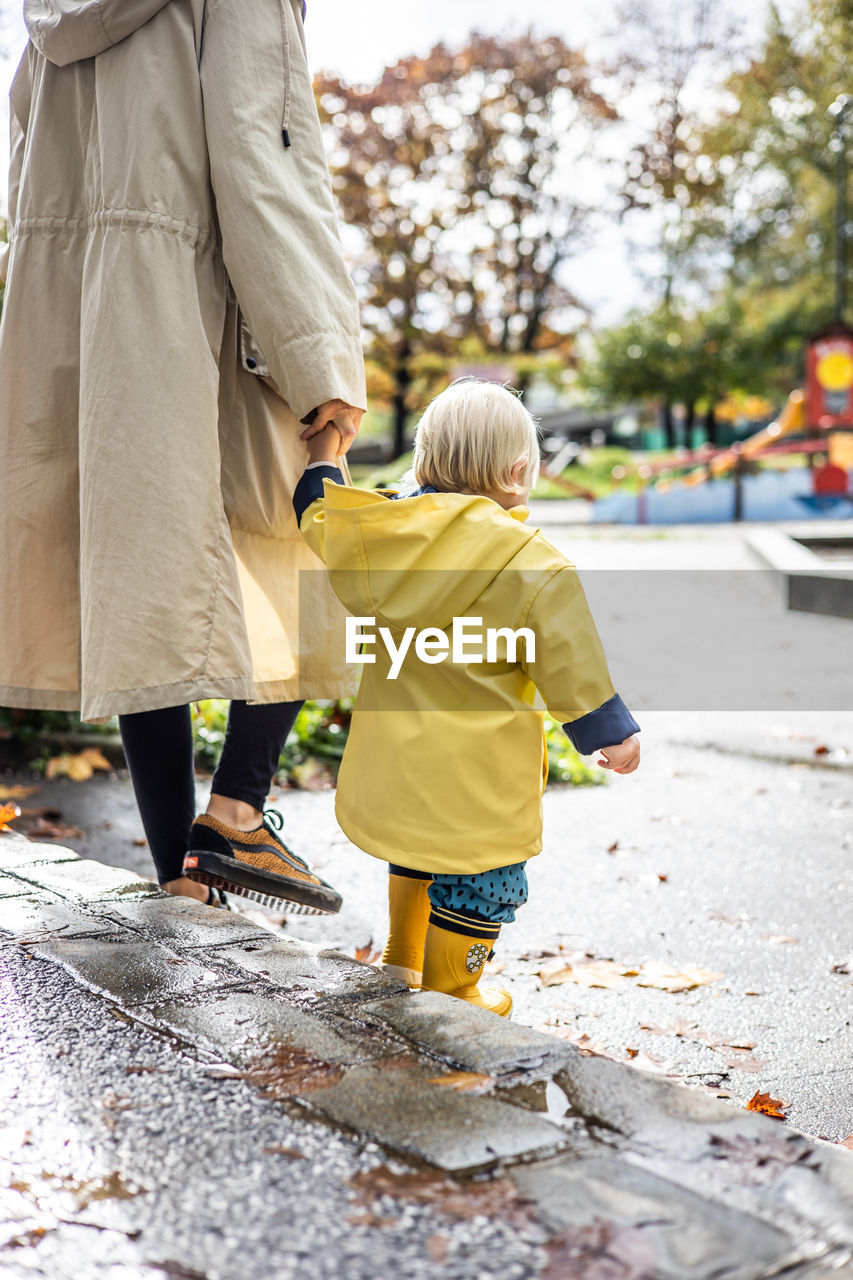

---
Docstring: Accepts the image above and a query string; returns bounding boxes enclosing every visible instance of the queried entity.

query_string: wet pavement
[1,821,853,1279]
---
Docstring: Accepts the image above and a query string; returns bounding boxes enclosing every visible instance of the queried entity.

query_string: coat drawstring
[280,0,292,147]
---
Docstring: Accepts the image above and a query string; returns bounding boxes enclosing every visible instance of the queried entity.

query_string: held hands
[305,422,343,464]
[597,735,640,774]
[300,399,364,455]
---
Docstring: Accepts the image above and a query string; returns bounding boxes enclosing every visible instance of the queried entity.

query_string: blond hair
[412,379,540,497]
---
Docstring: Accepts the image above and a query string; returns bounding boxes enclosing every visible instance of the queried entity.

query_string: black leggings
[119,699,302,884]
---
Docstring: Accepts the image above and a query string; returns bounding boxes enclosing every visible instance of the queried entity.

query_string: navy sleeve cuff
[292,465,344,523]
[562,693,640,756]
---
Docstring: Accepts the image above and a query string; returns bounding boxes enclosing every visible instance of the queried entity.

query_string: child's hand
[306,423,342,464]
[300,400,363,452]
[597,735,640,774]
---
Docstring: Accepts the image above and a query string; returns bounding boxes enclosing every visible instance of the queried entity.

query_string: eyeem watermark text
[345,616,536,679]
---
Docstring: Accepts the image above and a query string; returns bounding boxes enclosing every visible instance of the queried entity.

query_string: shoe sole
[183,849,342,916]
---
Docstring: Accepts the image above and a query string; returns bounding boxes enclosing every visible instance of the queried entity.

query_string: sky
[0,0,798,325]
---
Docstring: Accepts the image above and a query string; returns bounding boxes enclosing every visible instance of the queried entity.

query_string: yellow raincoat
[297,477,638,874]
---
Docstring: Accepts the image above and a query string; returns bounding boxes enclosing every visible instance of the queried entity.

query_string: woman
[0,0,366,912]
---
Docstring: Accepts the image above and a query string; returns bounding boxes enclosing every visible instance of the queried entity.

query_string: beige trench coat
[0,0,366,721]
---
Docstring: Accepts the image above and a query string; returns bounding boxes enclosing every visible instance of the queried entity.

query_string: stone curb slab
[553,1054,853,1247]
[304,1062,568,1172]
[0,876,48,900]
[144,988,401,1067]
[0,839,81,871]
[30,936,223,1006]
[215,939,406,1002]
[7,855,158,902]
[360,989,578,1076]
[0,894,124,941]
[510,1153,808,1280]
[103,894,275,948]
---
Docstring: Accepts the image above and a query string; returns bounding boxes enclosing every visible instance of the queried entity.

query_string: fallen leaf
[746,1091,789,1118]
[427,1070,494,1095]
[261,1145,306,1158]
[743,989,762,996]
[537,956,638,989]
[346,1211,396,1228]
[28,817,84,841]
[831,958,851,975]
[640,1017,701,1038]
[147,1262,208,1280]
[759,934,799,945]
[657,873,668,882]
[543,1219,661,1279]
[814,743,829,756]
[0,802,21,831]
[607,840,619,853]
[711,1052,767,1072]
[0,784,39,800]
[563,1033,615,1057]
[427,1235,450,1263]
[638,1020,755,1052]
[709,911,753,927]
[707,1131,810,1180]
[635,961,724,993]
[45,748,112,782]
[226,1048,344,1098]
[373,1054,420,1073]
[354,939,382,964]
[347,1165,536,1228]
[132,837,148,847]
[837,1134,853,1150]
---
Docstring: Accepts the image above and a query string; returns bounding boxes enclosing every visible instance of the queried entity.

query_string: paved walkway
[1,831,852,1279]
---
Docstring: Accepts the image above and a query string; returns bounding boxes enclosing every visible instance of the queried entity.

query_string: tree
[610,0,742,306]
[580,303,735,446]
[316,34,616,455]
[694,0,853,326]
[584,0,853,431]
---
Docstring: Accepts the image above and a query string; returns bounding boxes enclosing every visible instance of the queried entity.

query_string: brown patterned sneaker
[182,810,342,915]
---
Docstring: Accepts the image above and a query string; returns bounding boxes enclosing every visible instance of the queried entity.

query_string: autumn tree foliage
[316,33,616,455]
[586,0,853,436]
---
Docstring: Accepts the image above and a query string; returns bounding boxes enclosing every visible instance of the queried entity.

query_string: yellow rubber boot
[420,909,512,1018]
[380,871,432,988]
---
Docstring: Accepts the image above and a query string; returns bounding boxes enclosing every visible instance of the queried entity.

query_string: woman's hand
[597,735,640,774]
[306,423,343,464]
[300,399,364,454]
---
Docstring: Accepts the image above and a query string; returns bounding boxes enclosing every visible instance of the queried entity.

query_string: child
[292,379,640,1017]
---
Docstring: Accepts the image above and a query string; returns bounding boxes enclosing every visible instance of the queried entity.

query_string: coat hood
[24,0,173,66]
[314,482,537,632]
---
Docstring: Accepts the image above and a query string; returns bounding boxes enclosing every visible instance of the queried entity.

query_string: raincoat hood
[24,0,173,66]
[314,482,537,632]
